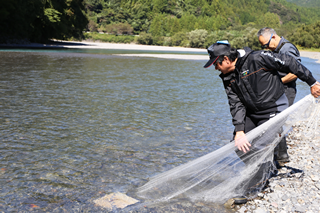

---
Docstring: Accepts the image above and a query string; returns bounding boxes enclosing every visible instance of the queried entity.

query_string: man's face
[214,56,234,74]
[258,35,277,51]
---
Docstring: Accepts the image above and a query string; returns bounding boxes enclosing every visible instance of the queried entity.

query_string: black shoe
[275,139,290,163]
[233,196,247,205]
[276,153,290,163]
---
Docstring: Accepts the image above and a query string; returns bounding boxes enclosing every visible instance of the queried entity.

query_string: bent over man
[203,40,320,204]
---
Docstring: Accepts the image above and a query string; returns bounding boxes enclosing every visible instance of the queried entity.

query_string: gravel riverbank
[2,41,320,63]
[233,122,320,213]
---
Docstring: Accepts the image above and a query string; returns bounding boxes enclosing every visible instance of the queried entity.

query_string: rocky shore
[233,122,320,213]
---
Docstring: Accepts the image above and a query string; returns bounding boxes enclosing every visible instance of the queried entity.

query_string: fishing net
[137,95,320,204]
[300,97,320,139]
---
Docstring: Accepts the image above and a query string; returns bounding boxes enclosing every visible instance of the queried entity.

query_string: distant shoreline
[299,50,320,63]
[1,40,320,63]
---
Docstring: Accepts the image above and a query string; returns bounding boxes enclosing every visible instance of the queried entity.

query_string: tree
[188,29,208,48]
[149,14,163,36]
[0,0,88,43]
[258,12,280,29]
[152,0,167,13]
[170,18,181,35]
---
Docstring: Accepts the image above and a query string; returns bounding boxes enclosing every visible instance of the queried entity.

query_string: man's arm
[222,79,246,132]
[281,73,297,84]
[261,51,319,97]
[279,43,300,84]
[222,79,251,152]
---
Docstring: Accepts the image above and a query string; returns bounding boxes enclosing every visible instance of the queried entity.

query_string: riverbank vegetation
[1,0,320,49]
[84,32,135,43]
[0,0,88,43]
[83,0,320,50]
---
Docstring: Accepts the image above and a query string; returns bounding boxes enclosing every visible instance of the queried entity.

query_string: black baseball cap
[204,40,231,68]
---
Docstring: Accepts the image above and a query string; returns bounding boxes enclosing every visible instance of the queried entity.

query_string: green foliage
[82,0,320,39]
[286,0,320,8]
[257,12,281,29]
[171,32,188,46]
[152,0,168,13]
[2,0,320,47]
[88,20,98,32]
[84,32,135,43]
[203,27,260,50]
[187,29,208,48]
[80,0,320,50]
[149,14,164,36]
[100,22,133,35]
[0,0,88,42]
[170,18,181,35]
[269,1,300,23]
[44,8,62,23]
[152,36,165,46]
[288,21,320,48]
[136,32,153,45]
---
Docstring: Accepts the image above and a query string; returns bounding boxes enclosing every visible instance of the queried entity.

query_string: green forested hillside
[286,0,320,8]
[84,0,320,34]
[83,0,320,49]
[0,0,88,43]
[1,0,320,49]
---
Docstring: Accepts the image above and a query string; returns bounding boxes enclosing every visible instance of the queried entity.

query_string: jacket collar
[219,47,253,81]
[274,37,289,52]
[219,71,234,81]
[235,47,253,71]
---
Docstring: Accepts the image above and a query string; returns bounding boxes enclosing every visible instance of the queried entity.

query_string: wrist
[311,81,319,87]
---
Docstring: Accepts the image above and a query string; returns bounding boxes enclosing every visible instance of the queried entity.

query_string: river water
[0,48,319,212]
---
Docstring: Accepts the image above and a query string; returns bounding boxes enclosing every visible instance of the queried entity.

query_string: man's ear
[224,56,230,64]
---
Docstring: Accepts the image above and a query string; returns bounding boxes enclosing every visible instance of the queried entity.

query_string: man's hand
[234,131,251,153]
[311,81,320,98]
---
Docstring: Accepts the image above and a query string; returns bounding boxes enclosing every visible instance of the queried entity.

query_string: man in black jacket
[257,27,300,164]
[203,40,320,204]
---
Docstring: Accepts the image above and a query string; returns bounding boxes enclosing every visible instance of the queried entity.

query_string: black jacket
[219,47,316,132]
[274,37,301,88]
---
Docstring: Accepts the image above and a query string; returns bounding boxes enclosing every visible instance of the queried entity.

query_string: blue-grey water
[0,48,319,212]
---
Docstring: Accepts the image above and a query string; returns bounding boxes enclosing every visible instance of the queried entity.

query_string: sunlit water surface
[0,49,319,212]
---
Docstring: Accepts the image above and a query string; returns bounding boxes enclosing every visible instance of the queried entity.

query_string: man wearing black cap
[204,40,320,204]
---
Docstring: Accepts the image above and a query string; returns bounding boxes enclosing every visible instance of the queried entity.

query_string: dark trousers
[234,112,276,164]
[234,112,278,196]
[284,86,296,107]
[275,86,296,159]
[233,111,273,139]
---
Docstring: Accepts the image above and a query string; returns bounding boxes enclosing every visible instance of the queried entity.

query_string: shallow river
[0,48,319,212]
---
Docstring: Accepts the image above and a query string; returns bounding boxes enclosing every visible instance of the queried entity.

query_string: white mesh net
[137,95,320,204]
[300,97,320,139]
